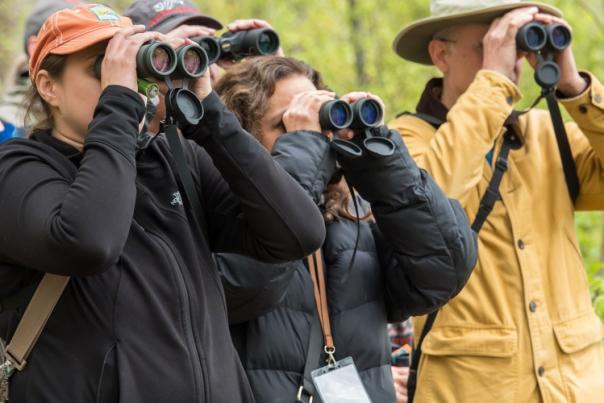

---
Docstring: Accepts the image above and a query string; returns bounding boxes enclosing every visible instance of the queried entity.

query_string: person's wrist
[558,74,588,98]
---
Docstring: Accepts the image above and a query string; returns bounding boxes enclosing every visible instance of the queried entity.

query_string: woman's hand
[100,25,166,92]
[282,90,335,134]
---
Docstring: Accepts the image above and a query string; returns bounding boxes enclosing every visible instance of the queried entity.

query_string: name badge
[311,357,372,403]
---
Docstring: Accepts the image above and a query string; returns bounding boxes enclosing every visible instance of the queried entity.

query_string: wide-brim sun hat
[393,0,562,65]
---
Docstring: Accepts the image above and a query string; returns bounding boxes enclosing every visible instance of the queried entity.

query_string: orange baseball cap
[29,4,133,81]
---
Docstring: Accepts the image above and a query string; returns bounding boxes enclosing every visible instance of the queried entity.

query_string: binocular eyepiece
[319,99,384,131]
[192,28,281,64]
[516,22,572,53]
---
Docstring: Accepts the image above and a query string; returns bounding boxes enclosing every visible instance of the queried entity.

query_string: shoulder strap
[544,92,580,203]
[4,274,69,373]
[164,123,209,240]
[297,250,333,403]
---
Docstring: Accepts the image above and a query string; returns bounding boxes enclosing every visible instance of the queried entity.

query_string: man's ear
[35,70,60,108]
[428,39,449,74]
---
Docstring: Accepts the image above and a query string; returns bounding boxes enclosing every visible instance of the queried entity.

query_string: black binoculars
[516,22,572,53]
[318,98,395,159]
[191,28,280,64]
[319,99,384,131]
[516,22,572,88]
[94,41,208,125]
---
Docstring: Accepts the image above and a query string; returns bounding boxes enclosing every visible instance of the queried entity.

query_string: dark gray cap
[124,0,223,34]
[23,0,84,54]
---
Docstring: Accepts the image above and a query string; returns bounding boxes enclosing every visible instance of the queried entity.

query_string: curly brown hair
[215,56,369,224]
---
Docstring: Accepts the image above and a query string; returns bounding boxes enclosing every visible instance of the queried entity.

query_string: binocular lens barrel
[219,28,280,60]
[193,36,221,64]
[517,22,547,52]
[546,23,571,50]
[137,42,177,79]
[351,99,383,129]
[256,30,280,54]
[516,22,572,52]
[174,44,209,79]
[319,100,353,130]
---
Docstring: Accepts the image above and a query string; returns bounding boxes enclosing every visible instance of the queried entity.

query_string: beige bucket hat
[393,0,562,65]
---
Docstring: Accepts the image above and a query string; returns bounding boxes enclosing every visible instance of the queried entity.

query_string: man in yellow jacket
[390,0,604,402]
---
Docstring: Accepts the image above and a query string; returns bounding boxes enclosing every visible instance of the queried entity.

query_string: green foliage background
[1,0,604,319]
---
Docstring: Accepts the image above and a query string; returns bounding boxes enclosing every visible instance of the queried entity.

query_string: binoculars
[192,28,280,64]
[94,41,209,81]
[318,98,396,158]
[516,22,572,88]
[94,41,209,125]
[319,99,384,131]
[516,22,572,53]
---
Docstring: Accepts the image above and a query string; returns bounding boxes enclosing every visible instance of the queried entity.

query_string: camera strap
[297,250,334,403]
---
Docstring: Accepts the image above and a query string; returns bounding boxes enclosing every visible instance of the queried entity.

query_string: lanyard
[306,250,336,366]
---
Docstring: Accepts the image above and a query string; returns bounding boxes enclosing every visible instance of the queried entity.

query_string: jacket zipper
[143,225,206,402]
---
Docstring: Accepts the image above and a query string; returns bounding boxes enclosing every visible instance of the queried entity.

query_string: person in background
[389,320,413,403]
[0,0,83,138]
[123,0,283,135]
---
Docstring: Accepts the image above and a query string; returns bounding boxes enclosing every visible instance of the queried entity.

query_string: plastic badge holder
[311,357,372,403]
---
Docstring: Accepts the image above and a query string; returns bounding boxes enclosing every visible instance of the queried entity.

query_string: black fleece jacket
[0,85,325,403]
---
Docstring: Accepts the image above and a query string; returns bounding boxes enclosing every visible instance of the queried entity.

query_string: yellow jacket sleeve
[559,72,604,210]
[389,70,521,205]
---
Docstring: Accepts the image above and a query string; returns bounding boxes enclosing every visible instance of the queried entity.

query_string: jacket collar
[31,129,83,166]
[416,77,522,130]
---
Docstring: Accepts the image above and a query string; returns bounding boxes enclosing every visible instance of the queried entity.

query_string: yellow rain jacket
[390,70,604,402]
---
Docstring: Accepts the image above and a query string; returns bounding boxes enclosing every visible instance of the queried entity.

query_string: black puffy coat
[219,129,477,403]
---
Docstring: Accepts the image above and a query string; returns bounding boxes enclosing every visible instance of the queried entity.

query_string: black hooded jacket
[0,85,325,403]
[218,128,478,403]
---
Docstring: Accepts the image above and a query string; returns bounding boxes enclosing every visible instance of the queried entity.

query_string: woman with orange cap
[0,4,325,402]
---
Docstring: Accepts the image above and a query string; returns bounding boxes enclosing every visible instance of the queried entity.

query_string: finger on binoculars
[163,36,187,49]
[340,92,370,103]
[227,18,271,32]
[167,24,216,40]
[334,128,354,141]
[495,7,539,36]
[533,14,571,30]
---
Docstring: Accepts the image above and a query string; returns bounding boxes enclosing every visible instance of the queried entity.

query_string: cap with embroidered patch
[124,0,222,34]
[29,4,133,81]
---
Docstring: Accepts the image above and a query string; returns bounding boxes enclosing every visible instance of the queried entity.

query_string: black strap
[407,310,437,403]
[471,134,514,233]
[163,122,209,240]
[296,312,323,403]
[544,91,580,203]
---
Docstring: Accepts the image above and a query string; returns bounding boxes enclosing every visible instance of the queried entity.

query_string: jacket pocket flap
[553,312,604,354]
[422,325,517,357]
